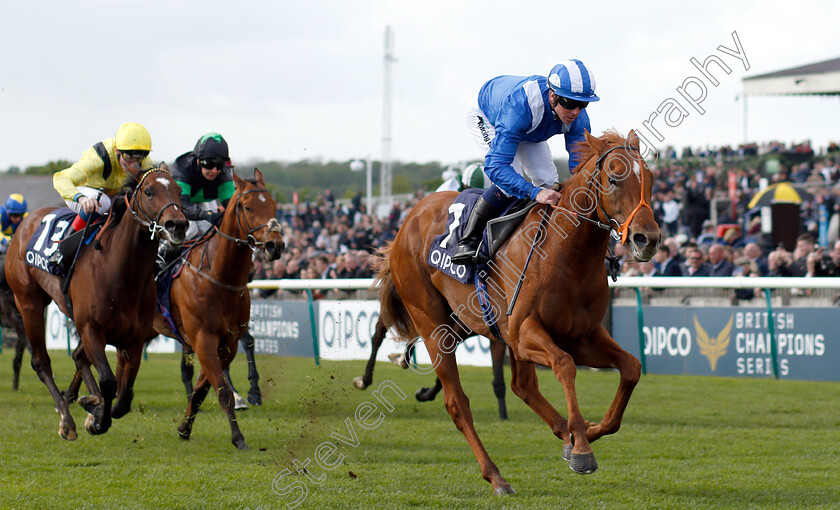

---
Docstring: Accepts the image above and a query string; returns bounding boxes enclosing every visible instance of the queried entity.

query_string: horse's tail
[373,243,416,341]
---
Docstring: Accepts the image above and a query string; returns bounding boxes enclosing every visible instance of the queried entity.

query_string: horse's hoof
[415,388,436,402]
[493,484,515,496]
[353,376,368,390]
[78,395,101,414]
[247,392,262,406]
[569,452,598,474]
[58,421,77,441]
[388,352,408,369]
[85,413,97,435]
[234,439,249,451]
[177,425,191,440]
[562,444,573,462]
[233,392,249,411]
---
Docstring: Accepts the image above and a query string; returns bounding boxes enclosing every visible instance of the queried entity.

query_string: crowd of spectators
[249,189,425,300]
[250,139,840,302]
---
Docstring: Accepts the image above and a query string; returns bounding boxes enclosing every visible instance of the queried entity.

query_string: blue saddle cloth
[155,249,191,345]
[24,209,80,275]
[427,190,484,284]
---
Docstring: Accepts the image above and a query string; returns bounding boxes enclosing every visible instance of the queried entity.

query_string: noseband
[126,168,181,239]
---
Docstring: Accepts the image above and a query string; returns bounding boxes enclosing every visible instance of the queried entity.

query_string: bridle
[554,144,652,244]
[213,187,283,252]
[183,185,282,292]
[123,168,181,240]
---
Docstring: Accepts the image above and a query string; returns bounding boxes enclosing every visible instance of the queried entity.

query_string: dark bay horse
[153,169,284,450]
[0,261,30,390]
[376,130,660,494]
[5,168,187,440]
[353,316,510,420]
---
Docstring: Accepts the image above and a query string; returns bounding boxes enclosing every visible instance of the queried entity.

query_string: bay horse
[353,316,510,420]
[153,169,284,450]
[376,129,660,494]
[4,167,187,440]
[0,261,31,390]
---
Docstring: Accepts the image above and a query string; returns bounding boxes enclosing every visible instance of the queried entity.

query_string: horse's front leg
[241,331,261,405]
[192,331,248,450]
[514,316,596,474]
[112,343,145,419]
[76,326,116,436]
[569,325,641,443]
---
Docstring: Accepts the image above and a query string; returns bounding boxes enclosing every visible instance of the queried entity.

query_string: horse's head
[580,129,661,261]
[227,168,285,261]
[130,163,188,245]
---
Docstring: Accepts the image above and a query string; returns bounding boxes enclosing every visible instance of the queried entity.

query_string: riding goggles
[199,157,228,170]
[121,150,150,160]
[556,95,589,110]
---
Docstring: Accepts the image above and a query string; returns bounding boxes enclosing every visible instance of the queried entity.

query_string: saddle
[428,190,538,283]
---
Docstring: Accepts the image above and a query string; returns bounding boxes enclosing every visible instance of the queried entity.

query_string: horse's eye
[144,189,153,197]
[608,177,618,186]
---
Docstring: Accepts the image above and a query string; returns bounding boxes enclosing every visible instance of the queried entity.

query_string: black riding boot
[450,197,499,265]
[47,229,86,272]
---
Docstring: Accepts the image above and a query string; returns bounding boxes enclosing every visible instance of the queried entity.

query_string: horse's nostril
[633,233,648,247]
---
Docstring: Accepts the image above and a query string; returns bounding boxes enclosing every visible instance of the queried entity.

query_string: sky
[2,0,839,172]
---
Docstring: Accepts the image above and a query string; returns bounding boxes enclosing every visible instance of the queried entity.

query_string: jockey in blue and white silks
[451,60,600,264]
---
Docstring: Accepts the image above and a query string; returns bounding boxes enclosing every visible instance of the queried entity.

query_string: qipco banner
[612,306,837,381]
[317,300,492,366]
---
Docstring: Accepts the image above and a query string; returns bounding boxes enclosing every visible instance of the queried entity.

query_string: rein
[93,168,179,245]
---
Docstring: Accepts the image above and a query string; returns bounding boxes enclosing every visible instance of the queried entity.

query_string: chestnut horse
[376,130,660,494]
[153,169,284,450]
[5,168,187,440]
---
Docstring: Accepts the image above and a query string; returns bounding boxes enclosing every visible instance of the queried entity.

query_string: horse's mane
[98,174,140,235]
[565,129,628,190]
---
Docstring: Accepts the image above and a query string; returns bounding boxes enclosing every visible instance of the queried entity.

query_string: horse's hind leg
[178,370,212,441]
[17,295,77,440]
[413,313,513,495]
[111,344,144,419]
[415,377,441,402]
[490,340,508,420]
[180,344,195,401]
[354,317,387,390]
[569,325,641,444]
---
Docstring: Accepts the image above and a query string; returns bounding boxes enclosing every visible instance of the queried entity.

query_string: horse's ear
[232,170,245,189]
[627,129,640,149]
[254,167,265,185]
[159,162,169,172]
[584,129,607,155]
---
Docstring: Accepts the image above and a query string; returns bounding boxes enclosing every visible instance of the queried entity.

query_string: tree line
[15,159,456,204]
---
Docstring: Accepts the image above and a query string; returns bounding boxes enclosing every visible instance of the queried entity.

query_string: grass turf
[0,350,838,509]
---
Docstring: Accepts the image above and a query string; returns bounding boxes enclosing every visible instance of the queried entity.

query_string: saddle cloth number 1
[440,202,466,249]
